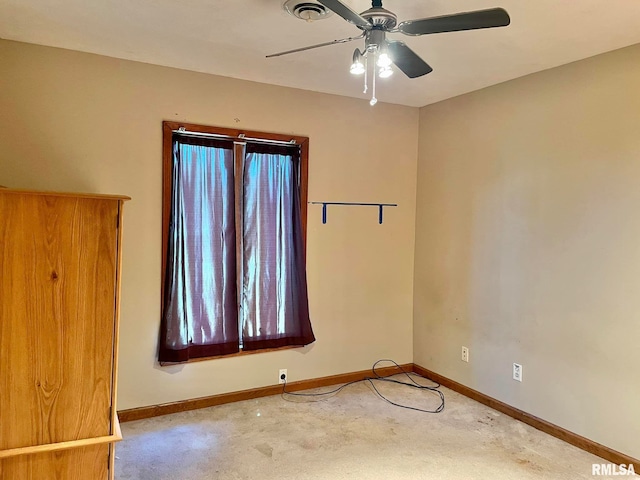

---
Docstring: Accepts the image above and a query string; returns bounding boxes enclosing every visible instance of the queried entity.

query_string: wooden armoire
[0,189,129,480]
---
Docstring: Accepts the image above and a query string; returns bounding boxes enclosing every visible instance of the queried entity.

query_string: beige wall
[4,35,638,460]
[0,39,418,410]
[414,44,640,459]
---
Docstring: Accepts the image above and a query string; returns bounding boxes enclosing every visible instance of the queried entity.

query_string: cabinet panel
[0,194,118,449]
[0,444,109,480]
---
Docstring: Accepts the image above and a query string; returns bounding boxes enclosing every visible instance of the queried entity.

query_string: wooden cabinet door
[0,194,119,452]
[0,445,109,480]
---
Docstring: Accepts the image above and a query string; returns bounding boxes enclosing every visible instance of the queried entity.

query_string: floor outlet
[279,369,287,384]
[461,346,469,363]
[513,363,522,382]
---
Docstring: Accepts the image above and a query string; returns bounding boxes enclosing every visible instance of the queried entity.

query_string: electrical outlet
[461,346,469,363]
[513,363,522,382]
[278,369,287,384]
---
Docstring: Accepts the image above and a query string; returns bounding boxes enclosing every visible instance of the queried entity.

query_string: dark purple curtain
[241,143,315,350]
[160,137,314,363]
[160,135,239,362]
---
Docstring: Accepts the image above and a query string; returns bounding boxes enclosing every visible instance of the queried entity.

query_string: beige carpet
[115,375,612,479]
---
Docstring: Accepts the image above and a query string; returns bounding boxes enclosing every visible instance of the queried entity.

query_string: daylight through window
[159,122,315,363]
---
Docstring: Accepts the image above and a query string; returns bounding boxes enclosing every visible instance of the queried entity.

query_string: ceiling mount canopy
[283,0,333,22]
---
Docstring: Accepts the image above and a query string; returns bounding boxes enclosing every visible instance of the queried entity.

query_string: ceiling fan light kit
[349,49,365,75]
[378,65,393,78]
[272,0,511,105]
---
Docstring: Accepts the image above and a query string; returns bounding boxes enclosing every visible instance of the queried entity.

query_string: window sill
[159,345,299,366]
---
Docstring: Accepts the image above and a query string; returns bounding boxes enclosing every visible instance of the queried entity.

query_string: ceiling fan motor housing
[359,7,397,30]
[365,29,386,51]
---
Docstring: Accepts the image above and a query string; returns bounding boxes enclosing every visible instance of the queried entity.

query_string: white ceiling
[1,0,640,107]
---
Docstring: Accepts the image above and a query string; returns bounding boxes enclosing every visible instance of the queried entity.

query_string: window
[159,122,315,363]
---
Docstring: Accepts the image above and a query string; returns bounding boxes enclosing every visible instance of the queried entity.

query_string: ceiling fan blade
[398,8,510,36]
[266,33,365,58]
[387,41,433,78]
[317,0,371,28]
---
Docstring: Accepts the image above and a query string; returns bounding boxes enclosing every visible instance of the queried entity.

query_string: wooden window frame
[160,121,309,362]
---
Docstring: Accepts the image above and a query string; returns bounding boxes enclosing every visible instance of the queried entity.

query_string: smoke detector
[283,1,333,22]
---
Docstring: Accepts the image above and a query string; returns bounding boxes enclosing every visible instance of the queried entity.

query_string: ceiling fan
[267,0,510,103]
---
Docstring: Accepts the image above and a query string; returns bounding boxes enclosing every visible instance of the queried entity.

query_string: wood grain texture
[233,142,244,313]
[0,431,121,459]
[299,137,309,253]
[0,189,129,201]
[161,121,309,146]
[108,417,123,480]
[0,191,118,449]
[0,445,109,480]
[412,364,640,471]
[109,204,125,430]
[160,121,174,323]
[108,205,126,480]
[0,193,118,450]
[118,363,413,422]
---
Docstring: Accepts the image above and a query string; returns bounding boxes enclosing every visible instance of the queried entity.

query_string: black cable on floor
[281,359,445,414]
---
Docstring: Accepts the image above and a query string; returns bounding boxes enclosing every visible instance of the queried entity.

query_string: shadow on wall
[151,343,317,376]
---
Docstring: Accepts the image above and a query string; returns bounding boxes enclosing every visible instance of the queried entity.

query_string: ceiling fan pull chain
[363,54,368,93]
[370,51,377,106]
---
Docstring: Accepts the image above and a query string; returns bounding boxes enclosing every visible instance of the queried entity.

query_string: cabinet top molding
[0,188,130,201]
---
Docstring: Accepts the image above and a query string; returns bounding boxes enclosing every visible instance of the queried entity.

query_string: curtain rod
[173,127,299,146]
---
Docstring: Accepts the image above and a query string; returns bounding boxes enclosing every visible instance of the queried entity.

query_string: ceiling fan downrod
[353,30,390,105]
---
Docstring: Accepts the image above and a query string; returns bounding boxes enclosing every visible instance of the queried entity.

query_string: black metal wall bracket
[308,202,398,224]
